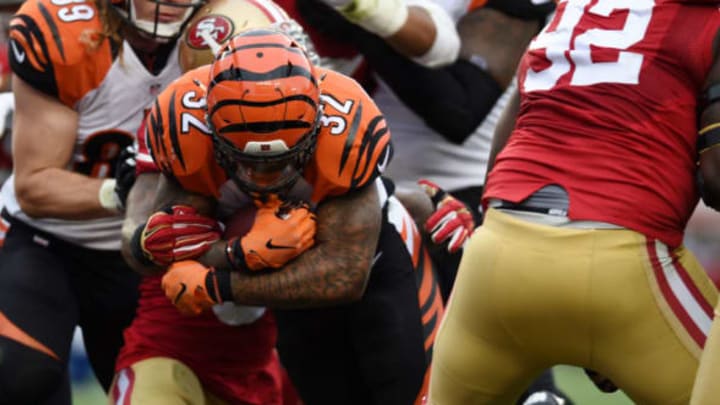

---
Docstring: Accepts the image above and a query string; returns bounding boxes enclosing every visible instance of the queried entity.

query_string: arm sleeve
[406,0,461,67]
[362,42,503,144]
[298,0,503,144]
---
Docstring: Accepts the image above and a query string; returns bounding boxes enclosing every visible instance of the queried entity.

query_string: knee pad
[0,337,65,404]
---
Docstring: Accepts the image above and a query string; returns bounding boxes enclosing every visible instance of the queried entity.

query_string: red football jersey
[116,275,283,404]
[484,0,720,247]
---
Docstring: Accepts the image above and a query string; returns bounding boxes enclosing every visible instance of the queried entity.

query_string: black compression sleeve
[348,30,503,144]
[296,0,503,144]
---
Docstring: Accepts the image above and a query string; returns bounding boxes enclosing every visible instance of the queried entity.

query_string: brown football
[223,205,257,238]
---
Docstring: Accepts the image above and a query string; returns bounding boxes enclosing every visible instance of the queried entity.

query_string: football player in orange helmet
[0,0,205,402]
[124,29,445,405]
[111,2,311,404]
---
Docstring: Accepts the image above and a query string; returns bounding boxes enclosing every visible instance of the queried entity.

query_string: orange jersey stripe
[0,311,58,360]
[467,0,488,12]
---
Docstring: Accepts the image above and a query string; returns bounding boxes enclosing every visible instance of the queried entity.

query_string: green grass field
[554,366,633,405]
[71,365,634,404]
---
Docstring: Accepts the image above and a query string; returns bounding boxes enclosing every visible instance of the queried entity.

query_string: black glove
[114,145,137,210]
[584,369,618,393]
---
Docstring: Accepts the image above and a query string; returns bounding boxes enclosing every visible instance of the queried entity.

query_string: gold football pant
[692,304,720,404]
[109,357,226,405]
[429,208,717,405]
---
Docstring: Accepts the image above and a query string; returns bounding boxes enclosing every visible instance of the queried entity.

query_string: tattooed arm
[121,173,162,275]
[203,184,382,309]
[395,188,434,231]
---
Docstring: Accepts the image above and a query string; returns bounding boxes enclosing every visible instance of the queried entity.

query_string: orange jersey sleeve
[306,68,393,203]
[467,0,489,12]
[146,65,226,197]
[8,0,115,107]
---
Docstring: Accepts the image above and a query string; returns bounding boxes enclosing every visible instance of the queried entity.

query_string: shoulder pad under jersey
[8,0,115,107]
[307,68,393,202]
[146,65,226,197]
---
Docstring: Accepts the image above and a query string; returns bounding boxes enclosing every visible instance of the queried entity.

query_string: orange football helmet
[206,29,322,196]
[178,0,291,72]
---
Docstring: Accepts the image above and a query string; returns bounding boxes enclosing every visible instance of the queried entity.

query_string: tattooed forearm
[228,185,382,309]
[152,174,216,215]
[121,173,163,275]
[395,188,434,232]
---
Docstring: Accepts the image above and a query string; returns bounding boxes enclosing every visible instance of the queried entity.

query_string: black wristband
[129,224,155,266]
[698,124,720,153]
[224,237,249,272]
[429,188,449,207]
[206,268,234,303]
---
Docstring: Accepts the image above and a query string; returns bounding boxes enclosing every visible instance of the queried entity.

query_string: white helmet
[112,0,206,43]
[178,0,319,72]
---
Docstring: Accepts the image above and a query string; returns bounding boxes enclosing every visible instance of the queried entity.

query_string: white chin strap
[129,1,194,39]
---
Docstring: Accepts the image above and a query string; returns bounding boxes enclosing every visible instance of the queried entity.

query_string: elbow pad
[408,0,461,67]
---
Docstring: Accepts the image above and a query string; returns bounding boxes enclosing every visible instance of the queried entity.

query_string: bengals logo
[185,15,235,49]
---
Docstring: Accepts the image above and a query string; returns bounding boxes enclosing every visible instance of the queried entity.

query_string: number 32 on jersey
[523,0,654,92]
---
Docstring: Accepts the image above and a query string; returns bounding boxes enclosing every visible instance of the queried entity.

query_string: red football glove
[161,260,229,316]
[418,179,476,254]
[134,205,222,267]
[226,197,317,271]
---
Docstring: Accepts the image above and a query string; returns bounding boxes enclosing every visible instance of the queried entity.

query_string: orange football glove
[418,179,476,254]
[161,260,233,316]
[225,197,317,271]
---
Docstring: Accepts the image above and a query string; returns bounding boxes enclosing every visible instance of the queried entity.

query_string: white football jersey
[379,0,511,192]
[2,42,181,249]
[380,79,514,192]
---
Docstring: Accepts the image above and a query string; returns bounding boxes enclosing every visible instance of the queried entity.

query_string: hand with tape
[98,145,137,213]
[418,179,475,254]
[317,0,409,38]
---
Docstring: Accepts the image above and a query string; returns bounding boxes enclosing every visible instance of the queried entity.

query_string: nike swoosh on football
[173,283,187,304]
[10,40,25,63]
[265,239,295,250]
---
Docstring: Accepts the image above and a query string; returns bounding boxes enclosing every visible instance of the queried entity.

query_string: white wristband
[408,0,461,67]
[98,179,120,212]
[340,0,409,38]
